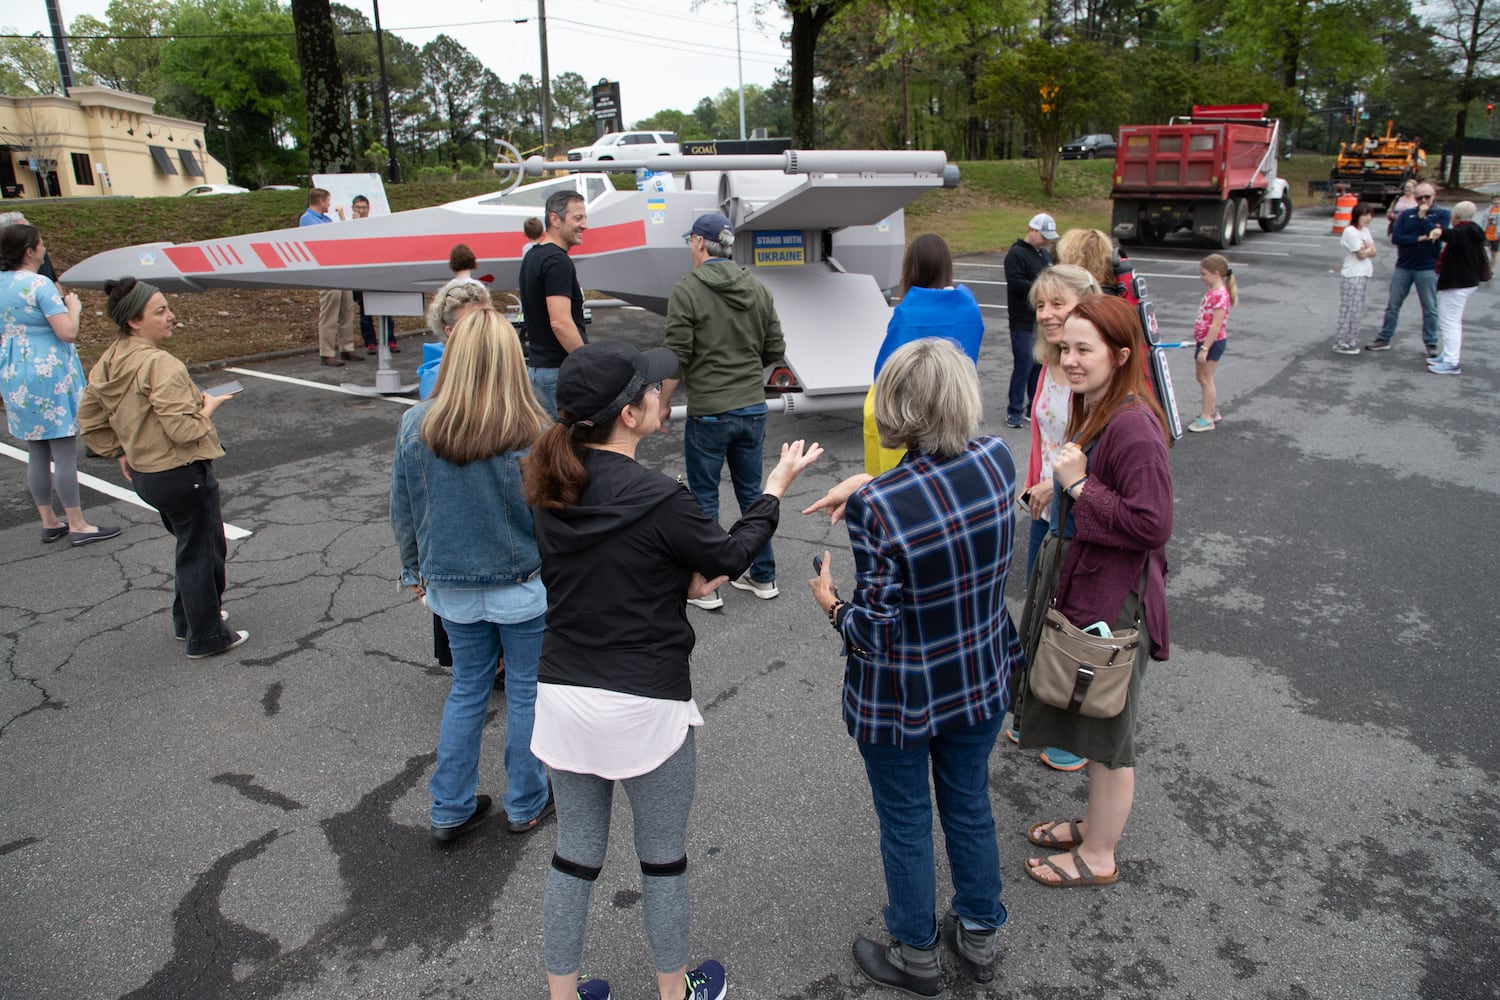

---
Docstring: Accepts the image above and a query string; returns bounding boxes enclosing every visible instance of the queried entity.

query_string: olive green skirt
[1017,533,1150,769]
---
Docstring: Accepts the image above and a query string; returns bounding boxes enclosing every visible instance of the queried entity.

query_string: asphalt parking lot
[2,205,1497,1000]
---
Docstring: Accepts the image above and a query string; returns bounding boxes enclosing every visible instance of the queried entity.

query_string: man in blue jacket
[1369,182,1449,356]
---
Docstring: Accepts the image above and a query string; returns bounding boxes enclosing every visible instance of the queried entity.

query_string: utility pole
[372,0,402,181]
[538,0,552,155]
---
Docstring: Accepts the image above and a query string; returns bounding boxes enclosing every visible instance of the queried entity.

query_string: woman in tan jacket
[78,278,248,659]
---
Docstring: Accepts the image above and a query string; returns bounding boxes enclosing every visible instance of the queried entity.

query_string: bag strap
[1050,435,1152,628]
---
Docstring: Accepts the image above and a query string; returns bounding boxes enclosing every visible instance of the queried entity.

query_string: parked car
[1059,134,1118,160]
[567,131,680,162]
[182,184,250,196]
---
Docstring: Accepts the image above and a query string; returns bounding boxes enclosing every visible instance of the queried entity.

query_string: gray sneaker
[1364,340,1392,351]
[687,589,723,610]
[730,574,779,600]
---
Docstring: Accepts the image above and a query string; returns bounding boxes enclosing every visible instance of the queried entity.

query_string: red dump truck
[1110,104,1293,249]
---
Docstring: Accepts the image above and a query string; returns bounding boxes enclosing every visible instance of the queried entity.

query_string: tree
[785,0,851,146]
[160,0,305,185]
[0,32,67,94]
[69,0,178,95]
[634,108,711,139]
[418,34,485,169]
[290,0,354,172]
[0,106,66,195]
[978,37,1121,193]
[1430,0,1500,184]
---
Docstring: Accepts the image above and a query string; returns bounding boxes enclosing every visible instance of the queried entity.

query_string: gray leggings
[28,437,81,509]
[543,729,696,976]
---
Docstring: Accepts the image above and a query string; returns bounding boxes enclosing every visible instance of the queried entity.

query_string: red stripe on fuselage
[162,245,213,273]
[306,223,645,267]
[251,243,285,269]
[171,221,647,274]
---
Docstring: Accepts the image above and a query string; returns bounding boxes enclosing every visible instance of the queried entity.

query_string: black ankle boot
[852,936,942,997]
[941,910,996,983]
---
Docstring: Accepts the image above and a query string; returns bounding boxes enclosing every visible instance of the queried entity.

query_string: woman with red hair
[1016,295,1174,889]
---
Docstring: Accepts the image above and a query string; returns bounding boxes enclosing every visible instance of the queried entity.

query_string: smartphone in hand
[204,380,243,397]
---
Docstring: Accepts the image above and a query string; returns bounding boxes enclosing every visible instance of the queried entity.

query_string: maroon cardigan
[1057,404,1173,659]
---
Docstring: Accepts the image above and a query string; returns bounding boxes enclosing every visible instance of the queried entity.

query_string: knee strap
[551,854,602,882]
[640,856,687,877]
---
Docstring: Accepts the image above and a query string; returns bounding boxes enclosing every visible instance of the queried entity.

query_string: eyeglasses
[1417,194,1434,201]
[646,380,663,395]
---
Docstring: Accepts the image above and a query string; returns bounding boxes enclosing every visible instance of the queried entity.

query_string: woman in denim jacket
[390,308,553,842]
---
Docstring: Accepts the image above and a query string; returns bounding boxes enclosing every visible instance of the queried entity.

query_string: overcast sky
[9,0,793,130]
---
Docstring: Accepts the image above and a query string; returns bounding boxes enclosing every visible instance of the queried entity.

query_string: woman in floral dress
[1,223,118,546]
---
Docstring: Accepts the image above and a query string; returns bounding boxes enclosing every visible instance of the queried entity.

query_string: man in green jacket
[661,212,787,610]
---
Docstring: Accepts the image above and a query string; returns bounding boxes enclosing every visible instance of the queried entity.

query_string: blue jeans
[1008,328,1039,422]
[856,715,1007,948]
[683,410,774,583]
[528,366,560,421]
[1377,267,1439,347]
[430,613,549,827]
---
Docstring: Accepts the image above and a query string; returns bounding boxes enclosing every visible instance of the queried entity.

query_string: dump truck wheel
[1258,197,1293,232]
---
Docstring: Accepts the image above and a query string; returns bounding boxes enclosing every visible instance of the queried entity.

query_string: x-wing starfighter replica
[64,146,959,411]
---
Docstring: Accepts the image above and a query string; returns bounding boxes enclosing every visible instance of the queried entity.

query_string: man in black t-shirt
[518,189,589,417]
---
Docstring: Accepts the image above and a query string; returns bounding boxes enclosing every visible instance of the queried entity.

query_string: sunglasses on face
[1417,195,1434,201]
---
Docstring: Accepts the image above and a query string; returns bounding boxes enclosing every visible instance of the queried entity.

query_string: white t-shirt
[1341,225,1374,278]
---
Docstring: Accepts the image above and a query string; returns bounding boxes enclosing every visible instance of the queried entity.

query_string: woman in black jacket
[1431,200,1489,375]
[523,340,820,1000]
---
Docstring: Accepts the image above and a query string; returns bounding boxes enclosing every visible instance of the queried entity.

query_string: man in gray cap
[1003,212,1057,427]
[660,212,787,610]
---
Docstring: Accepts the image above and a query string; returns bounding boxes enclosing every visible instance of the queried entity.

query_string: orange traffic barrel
[1332,193,1357,235]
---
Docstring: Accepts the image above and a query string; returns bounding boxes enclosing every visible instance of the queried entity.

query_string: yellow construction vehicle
[1330,121,1426,205]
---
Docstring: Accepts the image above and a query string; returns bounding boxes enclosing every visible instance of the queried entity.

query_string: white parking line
[222,366,419,406]
[0,442,253,540]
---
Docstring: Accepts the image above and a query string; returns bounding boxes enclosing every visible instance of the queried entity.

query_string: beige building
[0,86,228,200]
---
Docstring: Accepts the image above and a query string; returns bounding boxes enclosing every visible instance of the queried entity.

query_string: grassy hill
[15,156,1334,370]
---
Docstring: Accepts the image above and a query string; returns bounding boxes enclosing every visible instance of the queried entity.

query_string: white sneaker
[730,574,779,600]
[687,589,723,610]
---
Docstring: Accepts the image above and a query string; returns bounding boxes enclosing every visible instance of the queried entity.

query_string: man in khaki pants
[299,187,362,367]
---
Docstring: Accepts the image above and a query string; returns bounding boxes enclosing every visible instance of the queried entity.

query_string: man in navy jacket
[1370,182,1450,357]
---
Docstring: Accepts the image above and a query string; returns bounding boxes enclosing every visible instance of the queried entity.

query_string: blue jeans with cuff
[856,714,1008,948]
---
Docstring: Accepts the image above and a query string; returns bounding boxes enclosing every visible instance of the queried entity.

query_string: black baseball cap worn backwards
[556,341,678,427]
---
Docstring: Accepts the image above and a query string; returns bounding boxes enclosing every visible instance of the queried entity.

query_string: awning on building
[149,145,178,175]
[178,149,204,177]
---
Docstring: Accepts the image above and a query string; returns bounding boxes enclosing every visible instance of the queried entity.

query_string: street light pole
[372,0,402,182]
[735,0,746,140]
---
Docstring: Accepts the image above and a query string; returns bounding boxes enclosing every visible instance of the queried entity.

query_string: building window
[179,149,204,178]
[71,152,94,186]
[148,145,178,175]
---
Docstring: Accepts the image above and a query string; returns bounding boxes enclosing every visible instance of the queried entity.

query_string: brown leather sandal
[1025,849,1119,888]
[1027,818,1084,850]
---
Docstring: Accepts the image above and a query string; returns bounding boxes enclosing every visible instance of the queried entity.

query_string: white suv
[567,131,680,162]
